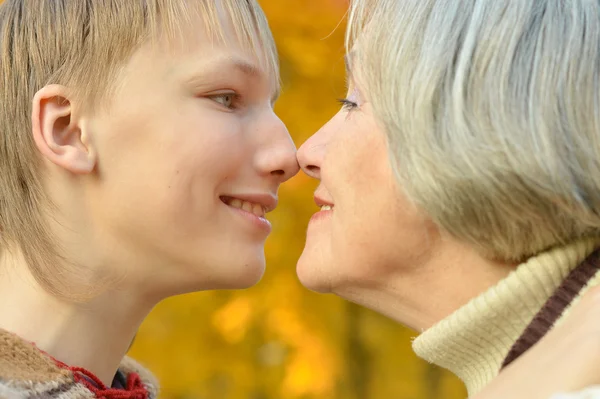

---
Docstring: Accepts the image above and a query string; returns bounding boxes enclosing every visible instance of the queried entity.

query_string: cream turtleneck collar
[412,238,600,396]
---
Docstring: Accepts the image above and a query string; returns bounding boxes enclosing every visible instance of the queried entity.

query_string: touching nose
[297,131,325,180]
[256,118,300,183]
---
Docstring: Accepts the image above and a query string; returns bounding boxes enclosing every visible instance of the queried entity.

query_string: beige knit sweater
[413,238,600,397]
[0,329,158,398]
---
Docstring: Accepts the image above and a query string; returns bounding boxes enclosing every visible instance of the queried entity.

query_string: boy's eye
[211,93,235,108]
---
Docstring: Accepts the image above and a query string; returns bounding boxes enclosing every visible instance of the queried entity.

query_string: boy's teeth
[252,203,265,217]
[321,205,332,211]
[226,198,266,217]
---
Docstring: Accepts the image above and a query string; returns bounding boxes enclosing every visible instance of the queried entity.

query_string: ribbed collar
[412,238,600,396]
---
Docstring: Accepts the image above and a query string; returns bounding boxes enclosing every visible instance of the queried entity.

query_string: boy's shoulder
[0,328,73,396]
[0,329,158,398]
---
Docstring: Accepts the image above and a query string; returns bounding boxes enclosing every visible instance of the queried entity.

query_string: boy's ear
[31,84,96,174]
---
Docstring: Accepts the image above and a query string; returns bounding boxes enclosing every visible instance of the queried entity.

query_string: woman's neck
[333,236,517,332]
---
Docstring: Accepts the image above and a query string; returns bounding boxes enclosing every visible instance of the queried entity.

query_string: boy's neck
[0,251,154,386]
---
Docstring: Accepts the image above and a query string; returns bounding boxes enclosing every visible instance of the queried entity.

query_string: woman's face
[296,75,438,296]
[85,19,299,294]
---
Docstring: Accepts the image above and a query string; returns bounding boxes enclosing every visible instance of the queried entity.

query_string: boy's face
[85,19,298,293]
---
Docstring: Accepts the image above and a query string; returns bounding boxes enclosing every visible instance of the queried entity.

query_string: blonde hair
[0,0,279,296]
[348,0,600,261]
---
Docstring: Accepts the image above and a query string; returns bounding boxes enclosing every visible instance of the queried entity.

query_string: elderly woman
[298,0,600,397]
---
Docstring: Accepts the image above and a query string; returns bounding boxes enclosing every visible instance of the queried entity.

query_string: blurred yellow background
[129,1,467,399]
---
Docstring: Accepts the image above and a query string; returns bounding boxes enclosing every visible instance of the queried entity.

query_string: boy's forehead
[183,52,281,101]
[112,0,280,100]
[157,3,278,76]
[158,33,275,77]
[152,8,278,85]
[126,35,279,103]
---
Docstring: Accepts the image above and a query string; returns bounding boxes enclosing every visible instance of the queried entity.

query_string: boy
[0,1,298,397]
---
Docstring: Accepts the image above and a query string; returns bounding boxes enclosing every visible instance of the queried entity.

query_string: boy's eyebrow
[232,58,261,78]
[227,58,262,78]
[232,59,280,104]
[189,56,280,104]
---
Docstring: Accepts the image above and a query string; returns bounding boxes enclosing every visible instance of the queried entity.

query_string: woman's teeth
[227,198,266,217]
[321,205,333,211]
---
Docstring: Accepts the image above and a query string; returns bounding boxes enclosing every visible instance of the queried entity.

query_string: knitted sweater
[413,238,600,397]
[0,329,158,398]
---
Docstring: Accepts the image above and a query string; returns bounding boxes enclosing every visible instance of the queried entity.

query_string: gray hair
[347,0,600,261]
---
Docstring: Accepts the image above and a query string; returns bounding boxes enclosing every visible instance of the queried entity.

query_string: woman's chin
[296,254,333,294]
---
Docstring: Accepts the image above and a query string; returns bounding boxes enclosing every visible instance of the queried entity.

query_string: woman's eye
[337,98,358,111]
[211,93,236,109]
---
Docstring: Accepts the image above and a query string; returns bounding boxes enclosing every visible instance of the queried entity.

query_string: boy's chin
[143,256,266,297]
[218,263,265,290]
[200,257,266,291]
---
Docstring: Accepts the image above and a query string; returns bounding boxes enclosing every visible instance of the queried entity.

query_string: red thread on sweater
[53,359,148,399]
[71,367,148,399]
[13,336,149,399]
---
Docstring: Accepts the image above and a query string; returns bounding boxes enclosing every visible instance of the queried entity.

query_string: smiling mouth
[221,196,267,218]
